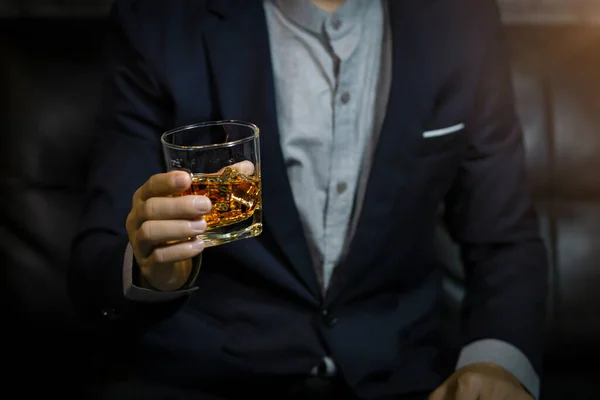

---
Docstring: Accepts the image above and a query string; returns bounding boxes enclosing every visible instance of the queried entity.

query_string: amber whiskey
[181,167,261,230]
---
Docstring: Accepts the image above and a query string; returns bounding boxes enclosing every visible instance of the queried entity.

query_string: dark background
[1,0,600,398]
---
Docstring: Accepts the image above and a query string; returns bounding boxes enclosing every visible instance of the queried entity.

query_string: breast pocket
[417,122,466,157]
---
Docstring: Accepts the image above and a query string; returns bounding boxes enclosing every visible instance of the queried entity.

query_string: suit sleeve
[68,1,196,329]
[442,1,549,394]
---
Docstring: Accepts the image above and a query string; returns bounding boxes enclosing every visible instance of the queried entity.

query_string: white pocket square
[422,123,465,139]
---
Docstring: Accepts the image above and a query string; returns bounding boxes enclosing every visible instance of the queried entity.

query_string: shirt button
[332,19,342,30]
[340,92,350,104]
[322,309,338,328]
[336,181,347,194]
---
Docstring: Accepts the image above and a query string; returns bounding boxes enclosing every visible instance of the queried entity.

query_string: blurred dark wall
[0,0,112,17]
[0,14,112,397]
[1,16,107,319]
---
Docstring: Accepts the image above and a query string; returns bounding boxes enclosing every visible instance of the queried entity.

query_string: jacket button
[101,308,117,318]
[322,309,338,328]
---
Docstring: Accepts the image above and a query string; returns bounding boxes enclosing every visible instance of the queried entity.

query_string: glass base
[198,222,263,247]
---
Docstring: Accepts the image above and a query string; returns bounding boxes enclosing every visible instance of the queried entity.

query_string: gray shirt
[122,0,540,397]
[264,0,388,290]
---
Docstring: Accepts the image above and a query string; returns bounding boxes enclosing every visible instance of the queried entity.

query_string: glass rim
[160,120,259,151]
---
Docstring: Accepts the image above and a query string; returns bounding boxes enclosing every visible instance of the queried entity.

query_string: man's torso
[111,0,491,397]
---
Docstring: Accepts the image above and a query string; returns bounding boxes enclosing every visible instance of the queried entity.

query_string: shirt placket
[322,32,359,290]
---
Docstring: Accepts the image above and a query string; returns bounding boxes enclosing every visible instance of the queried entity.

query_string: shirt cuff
[122,242,200,302]
[456,339,539,399]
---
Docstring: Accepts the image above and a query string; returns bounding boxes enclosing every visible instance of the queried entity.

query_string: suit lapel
[204,0,321,298]
[325,0,432,305]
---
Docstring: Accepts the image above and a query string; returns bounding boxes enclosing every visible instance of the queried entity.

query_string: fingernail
[193,196,212,212]
[191,239,205,250]
[174,173,190,189]
[190,219,207,233]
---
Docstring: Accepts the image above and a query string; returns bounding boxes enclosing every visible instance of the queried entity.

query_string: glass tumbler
[161,120,262,247]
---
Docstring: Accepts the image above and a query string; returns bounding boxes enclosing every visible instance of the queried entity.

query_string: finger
[232,160,255,176]
[137,171,191,201]
[216,160,256,176]
[136,219,207,254]
[135,195,212,224]
[142,238,205,266]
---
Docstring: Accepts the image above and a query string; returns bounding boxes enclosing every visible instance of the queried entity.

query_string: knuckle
[458,372,480,387]
[143,198,157,218]
[147,175,158,191]
[130,191,143,217]
[137,221,154,242]
[150,247,168,264]
[125,212,136,233]
[132,189,139,206]
[134,201,146,220]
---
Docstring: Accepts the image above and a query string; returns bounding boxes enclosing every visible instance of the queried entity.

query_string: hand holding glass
[161,121,262,247]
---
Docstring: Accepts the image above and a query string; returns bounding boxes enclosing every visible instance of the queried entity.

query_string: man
[68,0,548,399]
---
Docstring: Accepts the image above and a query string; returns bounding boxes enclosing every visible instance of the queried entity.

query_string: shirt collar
[273,0,366,38]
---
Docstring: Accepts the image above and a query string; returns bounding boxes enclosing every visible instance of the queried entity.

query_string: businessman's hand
[429,363,533,400]
[126,170,211,291]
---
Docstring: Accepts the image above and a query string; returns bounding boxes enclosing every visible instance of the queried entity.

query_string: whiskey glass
[161,120,262,247]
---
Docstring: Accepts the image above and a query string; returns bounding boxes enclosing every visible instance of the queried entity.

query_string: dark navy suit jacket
[69,0,548,398]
